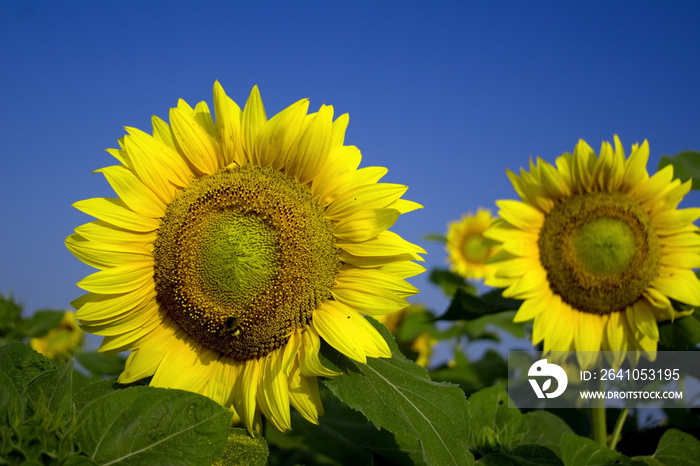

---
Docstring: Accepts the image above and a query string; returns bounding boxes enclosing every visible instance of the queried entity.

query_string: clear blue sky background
[1,1,699,320]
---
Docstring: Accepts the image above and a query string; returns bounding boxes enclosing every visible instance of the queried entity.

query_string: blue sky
[1,1,699,319]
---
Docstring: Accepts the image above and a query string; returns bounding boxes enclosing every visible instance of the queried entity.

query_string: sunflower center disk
[463,234,490,263]
[538,192,660,314]
[154,165,339,360]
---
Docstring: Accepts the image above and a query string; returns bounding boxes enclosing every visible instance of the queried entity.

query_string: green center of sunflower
[463,234,490,263]
[153,165,339,360]
[538,192,660,315]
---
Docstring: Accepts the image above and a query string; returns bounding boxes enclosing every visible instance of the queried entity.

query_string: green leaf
[467,385,525,455]
[76,386,230,465]
[0,294,23,338]
[0,342,54,396]
[213,428,268,466]
[476,444,563,465]
[0,369,22,427]
[559,433,640,465]
[635,428,700,466]
[322,318,473,466]
[1,345,78,464]
[76,352,126,376]
[658,151,700,190]
[62,455,98,466]
[423,233,447,243]
[430,350,507,395]
[73,379,118,414]
[520,411,573,458]
[267,385,419,466]
[26,359,74,429]
[429,268,474,297]
[438,288,522,321]
[468,386,578,462]
[658,314,700,351]
[10,310,65,338]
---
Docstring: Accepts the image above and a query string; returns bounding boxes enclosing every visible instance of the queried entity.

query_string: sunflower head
[446,209,499,280]
[67,82,425,433]
[30,312,83,363]
[485,136,700,368]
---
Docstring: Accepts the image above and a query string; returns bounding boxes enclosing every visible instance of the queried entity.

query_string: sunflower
[446,209,499,280]
[66,82,425,433]
[485,137,700,368]
[29,311,83,363]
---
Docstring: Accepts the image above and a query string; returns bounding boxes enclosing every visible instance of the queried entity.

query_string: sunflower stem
[608,407,629,451]
[591,378,607,446]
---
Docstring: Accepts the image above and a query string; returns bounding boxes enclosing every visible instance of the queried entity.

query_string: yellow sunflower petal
[77,262,153,294]
[74,220,156,245]
[378,261,426,279]
[170,106,219,175]
[120,348,163,383]
[652,268,700,305]
[337,230,425,259]
[124,127,193,191]
[311,145,363,203]
[496,200,544,231]
[626,300,659,341]
[208,359,239,407]
[253,98,309,170]
[241,86,267,159]
[336,267,418,297]
[313,301,390,362]
[257,351,291,432]
[298,326,340,377]
[288,361,323,424]
[333,208,400,242]
[66,234,150,270]
[326,183,407,220]
[73,198,159,232]
[621,139,650,191]
[75,286,154,324]
[233,358,262,434]
[213,81,243,167]
[286,104,333,184]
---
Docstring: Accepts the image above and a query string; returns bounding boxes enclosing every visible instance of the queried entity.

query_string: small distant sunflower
[374,304,435,367]
[30,312,83,363]
[485,137,700,368]
[67,82,424,433]
[446,210,499,280]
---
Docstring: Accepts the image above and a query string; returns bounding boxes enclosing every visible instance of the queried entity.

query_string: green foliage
[438,288,522,321]
[464,385,687,465]
[322,318,474,465]
[430,350,507,395]
[0,295,22,338]
[558,433,642,465]
[658,150,700,190]
[0,343,80,464]
[75,352,126,377]
[75,386,230,465]
[267,386,419,465]
[658,313,700,351]
[635,429,700,466]
[214,428,268,466]
[430,268,475,297]
[0,342,241,465]
[9,310,65,340]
